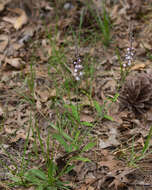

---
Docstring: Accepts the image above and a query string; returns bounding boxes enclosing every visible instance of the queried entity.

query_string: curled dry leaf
[3,8,28,30]
[130,61,145,71]
[0,35,9,53]
[5,57,25,69]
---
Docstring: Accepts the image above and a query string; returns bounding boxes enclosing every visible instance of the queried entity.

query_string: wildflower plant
[123,22,135,68]
[73,47,84,81]
[118,21,135,86]
[123,47,135,68]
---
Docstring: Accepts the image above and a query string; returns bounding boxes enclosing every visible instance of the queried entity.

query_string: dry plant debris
[1,0,152,190]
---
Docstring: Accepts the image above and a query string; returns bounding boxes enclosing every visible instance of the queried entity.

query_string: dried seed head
[119,73,152,115]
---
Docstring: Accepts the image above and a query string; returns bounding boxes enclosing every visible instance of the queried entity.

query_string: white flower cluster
[123,47,135,68]
[73,56,83,81]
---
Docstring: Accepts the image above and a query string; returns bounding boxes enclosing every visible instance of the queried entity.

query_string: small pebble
[64,2,74,10]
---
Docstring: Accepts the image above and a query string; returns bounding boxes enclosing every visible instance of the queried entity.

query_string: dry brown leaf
[126,0,142,14]
[108,168,134,189]
[0,0,11,12]
[5,57,25,69]
[130,62,146,71]
[0,35,9,53]
[11,129,27,143]
[92,0,103,11]
[80,114,95,123]
[77,185,87,190]
[110,4,120,23]
[108,178,127,190]
[0,54,5,62]
[142,41,151,50]
[5,125,16,134]
[36,89,50,102]
[50,89,56,97]
[87,186,94,190]
[99,156,119,171]
[0,2,4,12]
[3,8,28,30]
[10,129,34,143]
[17,111,30,126]
[11,42,23,51]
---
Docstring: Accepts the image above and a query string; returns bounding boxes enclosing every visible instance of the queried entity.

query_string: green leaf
[50,123,73,141]
[25,169,47,182]
[142,125,152,155]
[56,181,71,190]
[70,104,80,121]
[29,169,46,180]
[52,133,70,152]
[10,176,22,183]
[48,159,56,179]
[74,130,80,142]
[81,121,93,127]
[24,174,42,184]
[93,100,102,115]
[36,185,45,190]
[46,186,57,190]
[49,123,58,131]
[61,131,73,142]
[112,93,119,102]
[104,114,113,121]
[82,142,96,152]
[64,165,75,174]
[73,156,91,162]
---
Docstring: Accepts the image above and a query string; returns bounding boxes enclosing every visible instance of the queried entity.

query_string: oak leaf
[3,8,28,30]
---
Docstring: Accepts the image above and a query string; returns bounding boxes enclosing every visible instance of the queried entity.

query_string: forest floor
[1,0,152,190]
